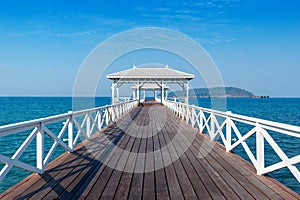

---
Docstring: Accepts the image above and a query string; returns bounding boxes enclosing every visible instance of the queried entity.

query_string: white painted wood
[90,112,101,134]
[43,126,71,152]
[210,114,216,139]
[116,86,120,102]
[111,82,115,104]
[36,123,44,172]
[261,129,300,182]
[211,119,226,142]
[43,121,70,166]
[86,113,91,139]
[226,117,232,152]
[0,154,41,180]
[73,119,88,140]
[185,81,189,105]
[68,113,74,150]
[0,100,138,182]
[228,126,257,151]
[263,154,300,175]
[256,124,265,175]
[164,100,300,183]
[0,128,37,182]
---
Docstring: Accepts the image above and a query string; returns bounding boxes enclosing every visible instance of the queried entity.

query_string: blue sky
[0,0,299,97]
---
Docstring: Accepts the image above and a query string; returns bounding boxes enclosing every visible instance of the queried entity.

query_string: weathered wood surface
[1,103,299,199]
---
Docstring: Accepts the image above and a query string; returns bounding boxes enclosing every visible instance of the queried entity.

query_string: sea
[0,97,299,194]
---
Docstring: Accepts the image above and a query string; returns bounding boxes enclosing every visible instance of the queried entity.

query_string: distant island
[168,87,269,98]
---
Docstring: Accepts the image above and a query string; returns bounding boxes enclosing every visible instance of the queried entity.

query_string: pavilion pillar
[162,83,165,104]
[160,87,162,104]
[143,90,146,100]
[137,82,140,103]
[111,82,115,105]
[116,86,119,103]
[185,81,189,105]
[133,89,136,100]
[154,90,157,101]
[165,89,168,101]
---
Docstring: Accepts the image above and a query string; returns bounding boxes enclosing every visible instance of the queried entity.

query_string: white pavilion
[106,65,194,104]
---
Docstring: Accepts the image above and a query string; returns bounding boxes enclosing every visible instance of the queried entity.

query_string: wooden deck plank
[164,109,256,199]
[87,108,143,200]
[162,114,225,199]
[112,106,146,200]
[105,107,146,200]
[142,123,155,200]
[168,113,255,200]
[165,117,240,200]
[165,107,286,200]
[0,130,99,200]
[61,139,124,198]
[99,112,141,199]
[153,118,170,200]
[52,112,136,200]
[166,108,286,200]
[161,118,198,199]
[163,115,212,199]
[21,131,115,200]
[39,120,129,199]
[75,107,141,200]
[1,103,299,200]
[205,136,299,200]
[127,109,148,200]
[157,113,184,200]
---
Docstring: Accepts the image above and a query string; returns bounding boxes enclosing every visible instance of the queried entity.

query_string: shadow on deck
[1,103,299,199]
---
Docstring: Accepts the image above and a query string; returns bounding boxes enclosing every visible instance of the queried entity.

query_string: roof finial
[166,63,169,68]
[133,62,136,68]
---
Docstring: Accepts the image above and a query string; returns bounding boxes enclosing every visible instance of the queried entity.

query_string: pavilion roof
[131,83,169,90]
[106,67,194,80]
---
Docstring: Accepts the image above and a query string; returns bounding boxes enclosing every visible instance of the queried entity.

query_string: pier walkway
[1,103,299,199]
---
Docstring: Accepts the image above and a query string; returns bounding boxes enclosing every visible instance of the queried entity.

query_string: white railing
[164,100,300,183]
[0,100,138,182]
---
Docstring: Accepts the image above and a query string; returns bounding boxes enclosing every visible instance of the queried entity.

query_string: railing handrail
[0,113,70,137]
[164,100,300,184]
[187,102,300,137]
[0,100,139,182]
[0,100,138,136]
[72,100,136,115]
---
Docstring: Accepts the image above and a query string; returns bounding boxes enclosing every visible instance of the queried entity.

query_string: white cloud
[130,0,241,45]
[7,30,47,37]
[56,30,96,38]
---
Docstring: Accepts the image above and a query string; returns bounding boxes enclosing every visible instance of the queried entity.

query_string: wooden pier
[1,103,299,199]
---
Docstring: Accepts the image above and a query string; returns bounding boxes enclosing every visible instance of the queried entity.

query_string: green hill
[169,87,254,98]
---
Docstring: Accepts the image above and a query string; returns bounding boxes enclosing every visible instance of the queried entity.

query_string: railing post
[226,111,232,152]
[186,105,189,123]
[182,104,184,119]
[115,105,118,119]
[111,106,115,121]
[191,107,195,126]
[36,122,44,173]
[86,113,91,139]
[210,113,215,139]
[256,123,264,175]
[68,111,74,150]
[200,110,203,132]
[106,108,110,126]
[97,109,101,129]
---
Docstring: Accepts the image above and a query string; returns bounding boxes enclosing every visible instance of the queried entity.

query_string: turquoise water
[0,97,299,194]
[0,97,111,194]
[194,98,300,194]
